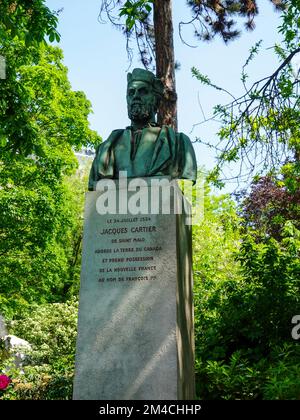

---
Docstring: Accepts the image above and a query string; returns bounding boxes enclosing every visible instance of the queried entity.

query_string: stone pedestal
[73,178,195,400]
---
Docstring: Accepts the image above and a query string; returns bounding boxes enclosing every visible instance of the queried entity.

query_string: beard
[128,102,154,122]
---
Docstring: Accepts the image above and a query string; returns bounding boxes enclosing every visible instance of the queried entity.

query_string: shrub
[0,299,78,400]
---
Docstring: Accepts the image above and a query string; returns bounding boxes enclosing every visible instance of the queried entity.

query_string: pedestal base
[73,179,195,400]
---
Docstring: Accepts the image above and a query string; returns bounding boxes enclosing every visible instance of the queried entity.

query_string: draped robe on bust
[88,125,197,190]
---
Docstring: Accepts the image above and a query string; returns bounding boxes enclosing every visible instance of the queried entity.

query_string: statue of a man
[88,68,197,190]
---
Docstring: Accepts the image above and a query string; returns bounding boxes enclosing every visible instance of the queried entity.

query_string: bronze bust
[88,68,197,190]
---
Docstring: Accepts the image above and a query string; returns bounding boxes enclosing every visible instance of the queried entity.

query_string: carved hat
[127,68,164,98]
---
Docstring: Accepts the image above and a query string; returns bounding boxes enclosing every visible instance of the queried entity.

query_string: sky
[46,0,283,176]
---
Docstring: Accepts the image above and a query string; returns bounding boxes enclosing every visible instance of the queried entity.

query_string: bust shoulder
[97,129,125,149]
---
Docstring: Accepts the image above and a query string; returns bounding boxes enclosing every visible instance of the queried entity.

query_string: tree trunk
[153,0,177,131]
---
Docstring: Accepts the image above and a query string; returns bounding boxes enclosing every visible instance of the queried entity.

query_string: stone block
[73,179,195,400]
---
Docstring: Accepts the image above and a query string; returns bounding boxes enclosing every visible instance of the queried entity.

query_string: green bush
[0,299,78,400]
[195,344,300,400]
[263,344,300,400]
[196,351,266,400]
[193,188,300,400]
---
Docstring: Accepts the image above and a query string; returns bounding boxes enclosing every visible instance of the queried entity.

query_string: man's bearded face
[127,81,157,123]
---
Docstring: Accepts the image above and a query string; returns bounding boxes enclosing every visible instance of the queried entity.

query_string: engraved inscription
[95,215,160,284]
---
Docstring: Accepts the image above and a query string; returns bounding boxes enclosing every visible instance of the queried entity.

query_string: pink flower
[0,375,11,390]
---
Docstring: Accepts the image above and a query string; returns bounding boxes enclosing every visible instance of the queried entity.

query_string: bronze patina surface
[89,68,197,190]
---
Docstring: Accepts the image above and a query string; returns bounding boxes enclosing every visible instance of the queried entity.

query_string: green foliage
[0,20,100,316]
[0,299,78,400]
[223,229,299,351]
[193,0,300,185]
[192,67,224,92]
[119,0,153,30]
[193,183,300,399]
[197,351,266,400]
[0,0,60,46]
[0,155,91,318]
[0,0,97,400]
[279,0,300,50]
[263,344,300,400]
[0,43,99,156]
[241,40,263,84]
[197,344,300,400]
[192,185,242,389]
